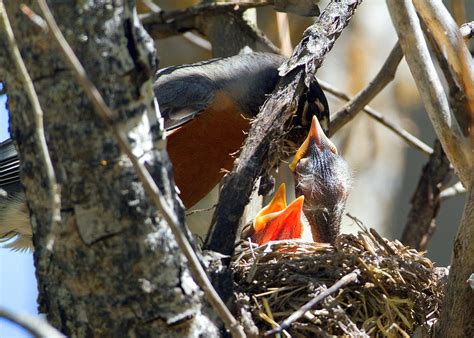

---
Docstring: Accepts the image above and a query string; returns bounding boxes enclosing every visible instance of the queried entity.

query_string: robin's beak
[252,193,305,246]
[289,115,338,172]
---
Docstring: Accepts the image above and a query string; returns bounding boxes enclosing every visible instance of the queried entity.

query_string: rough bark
[0,1,218,336]
[437,173,474,337]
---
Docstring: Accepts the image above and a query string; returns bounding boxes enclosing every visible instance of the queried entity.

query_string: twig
[20,4,48,31]
[330,42,403,135]
[460,21,474,39]
[386,0,470,187]
[0,308,63,338]
[440,181,466,201]
[37,1,244,337]
[319,79,433,155]
[264,269,360,336]
[140,0,211,51]
[0,0,60,256]
[186,204,217,216]
[401,140,452,251]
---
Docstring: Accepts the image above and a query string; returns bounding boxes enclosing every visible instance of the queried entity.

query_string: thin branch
[440,181,466,201]
[0,0,60,257]
[20,4,48,31]
[401,140,452,251]
[319,79,433,155]
[186,204,217,216]
[330,42,403,135]
[0,308,63,338]
[37,1,244,337]
[414,0,474,137]
[264,270,360,336]
[386,0,470,187]
[140,0,211,51]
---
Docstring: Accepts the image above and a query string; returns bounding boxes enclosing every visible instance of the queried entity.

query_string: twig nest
[232,228,445,337]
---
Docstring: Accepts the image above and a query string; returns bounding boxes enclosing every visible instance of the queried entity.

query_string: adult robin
[245,116,350,246]
[0,52,329,250]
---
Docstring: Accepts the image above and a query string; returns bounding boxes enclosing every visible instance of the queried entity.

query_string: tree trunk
[437,172,474,336]
[0,1,218,336]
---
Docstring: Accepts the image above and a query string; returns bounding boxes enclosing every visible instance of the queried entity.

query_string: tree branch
[330,42,403,135]
[413,0,474,137]
[139,0,211,51]
[437,175,474,337]
[319,79,433,156]
[37,1,244,336]
[0,308,63,338]
[386,0,471,187]
[401,140,452,251]
[140,1,280,56]
[440,181,466,201]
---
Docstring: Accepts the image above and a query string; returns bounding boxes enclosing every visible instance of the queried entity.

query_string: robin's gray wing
[154,52,287,131]
[154,66,217,131]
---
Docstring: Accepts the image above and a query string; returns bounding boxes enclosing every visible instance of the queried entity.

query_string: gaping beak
[252,194,305,246]
[289,115,337,172]
[253,183,287,232]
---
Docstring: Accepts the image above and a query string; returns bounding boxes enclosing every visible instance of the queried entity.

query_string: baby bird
[249,183,305,246]
[247,116,350,246]
[290,116,351,244]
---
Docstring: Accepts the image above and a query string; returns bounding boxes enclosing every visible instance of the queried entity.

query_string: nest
[232,225,446,337]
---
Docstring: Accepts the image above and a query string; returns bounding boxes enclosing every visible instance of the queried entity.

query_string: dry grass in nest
[232,224,446,337]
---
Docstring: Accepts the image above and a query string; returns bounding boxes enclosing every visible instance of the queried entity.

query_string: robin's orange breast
[166,91,250,208]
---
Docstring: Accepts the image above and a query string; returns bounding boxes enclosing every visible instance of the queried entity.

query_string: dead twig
[264,269,360,336]
[37,1,244,336]
[386,0,470,187]
[319,79,433,156]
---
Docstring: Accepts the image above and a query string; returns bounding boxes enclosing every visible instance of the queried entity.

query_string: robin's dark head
[290,116,351,244]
